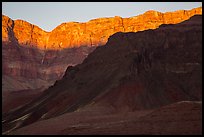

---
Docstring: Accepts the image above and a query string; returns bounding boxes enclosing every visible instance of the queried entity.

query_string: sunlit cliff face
[2,7,202,50]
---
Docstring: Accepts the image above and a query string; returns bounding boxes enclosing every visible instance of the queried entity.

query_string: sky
[2,2,202,32]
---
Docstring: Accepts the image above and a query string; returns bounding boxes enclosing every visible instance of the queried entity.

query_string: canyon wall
[2,7,202,92]
[2,15,202,134]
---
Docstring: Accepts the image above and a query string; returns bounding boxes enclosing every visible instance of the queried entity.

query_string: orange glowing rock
[2,7,202,50]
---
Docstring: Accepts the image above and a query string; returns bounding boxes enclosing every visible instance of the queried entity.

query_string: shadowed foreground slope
[10,101,202,135]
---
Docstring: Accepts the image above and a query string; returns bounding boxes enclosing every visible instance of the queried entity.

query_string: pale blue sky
[2,2,202,32]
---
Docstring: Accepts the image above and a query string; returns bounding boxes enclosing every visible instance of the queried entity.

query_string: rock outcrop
[2,15,202,134]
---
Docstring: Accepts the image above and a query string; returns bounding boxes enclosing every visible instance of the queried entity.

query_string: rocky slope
[2,7,202,93]
[2,15,202,134]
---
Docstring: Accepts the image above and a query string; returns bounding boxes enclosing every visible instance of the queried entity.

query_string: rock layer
[2,42,96,92]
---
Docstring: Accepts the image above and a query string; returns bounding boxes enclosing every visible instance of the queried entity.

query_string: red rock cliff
[2,7,202,50]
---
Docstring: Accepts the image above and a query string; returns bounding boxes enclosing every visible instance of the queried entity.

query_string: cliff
[2,7,202,50]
